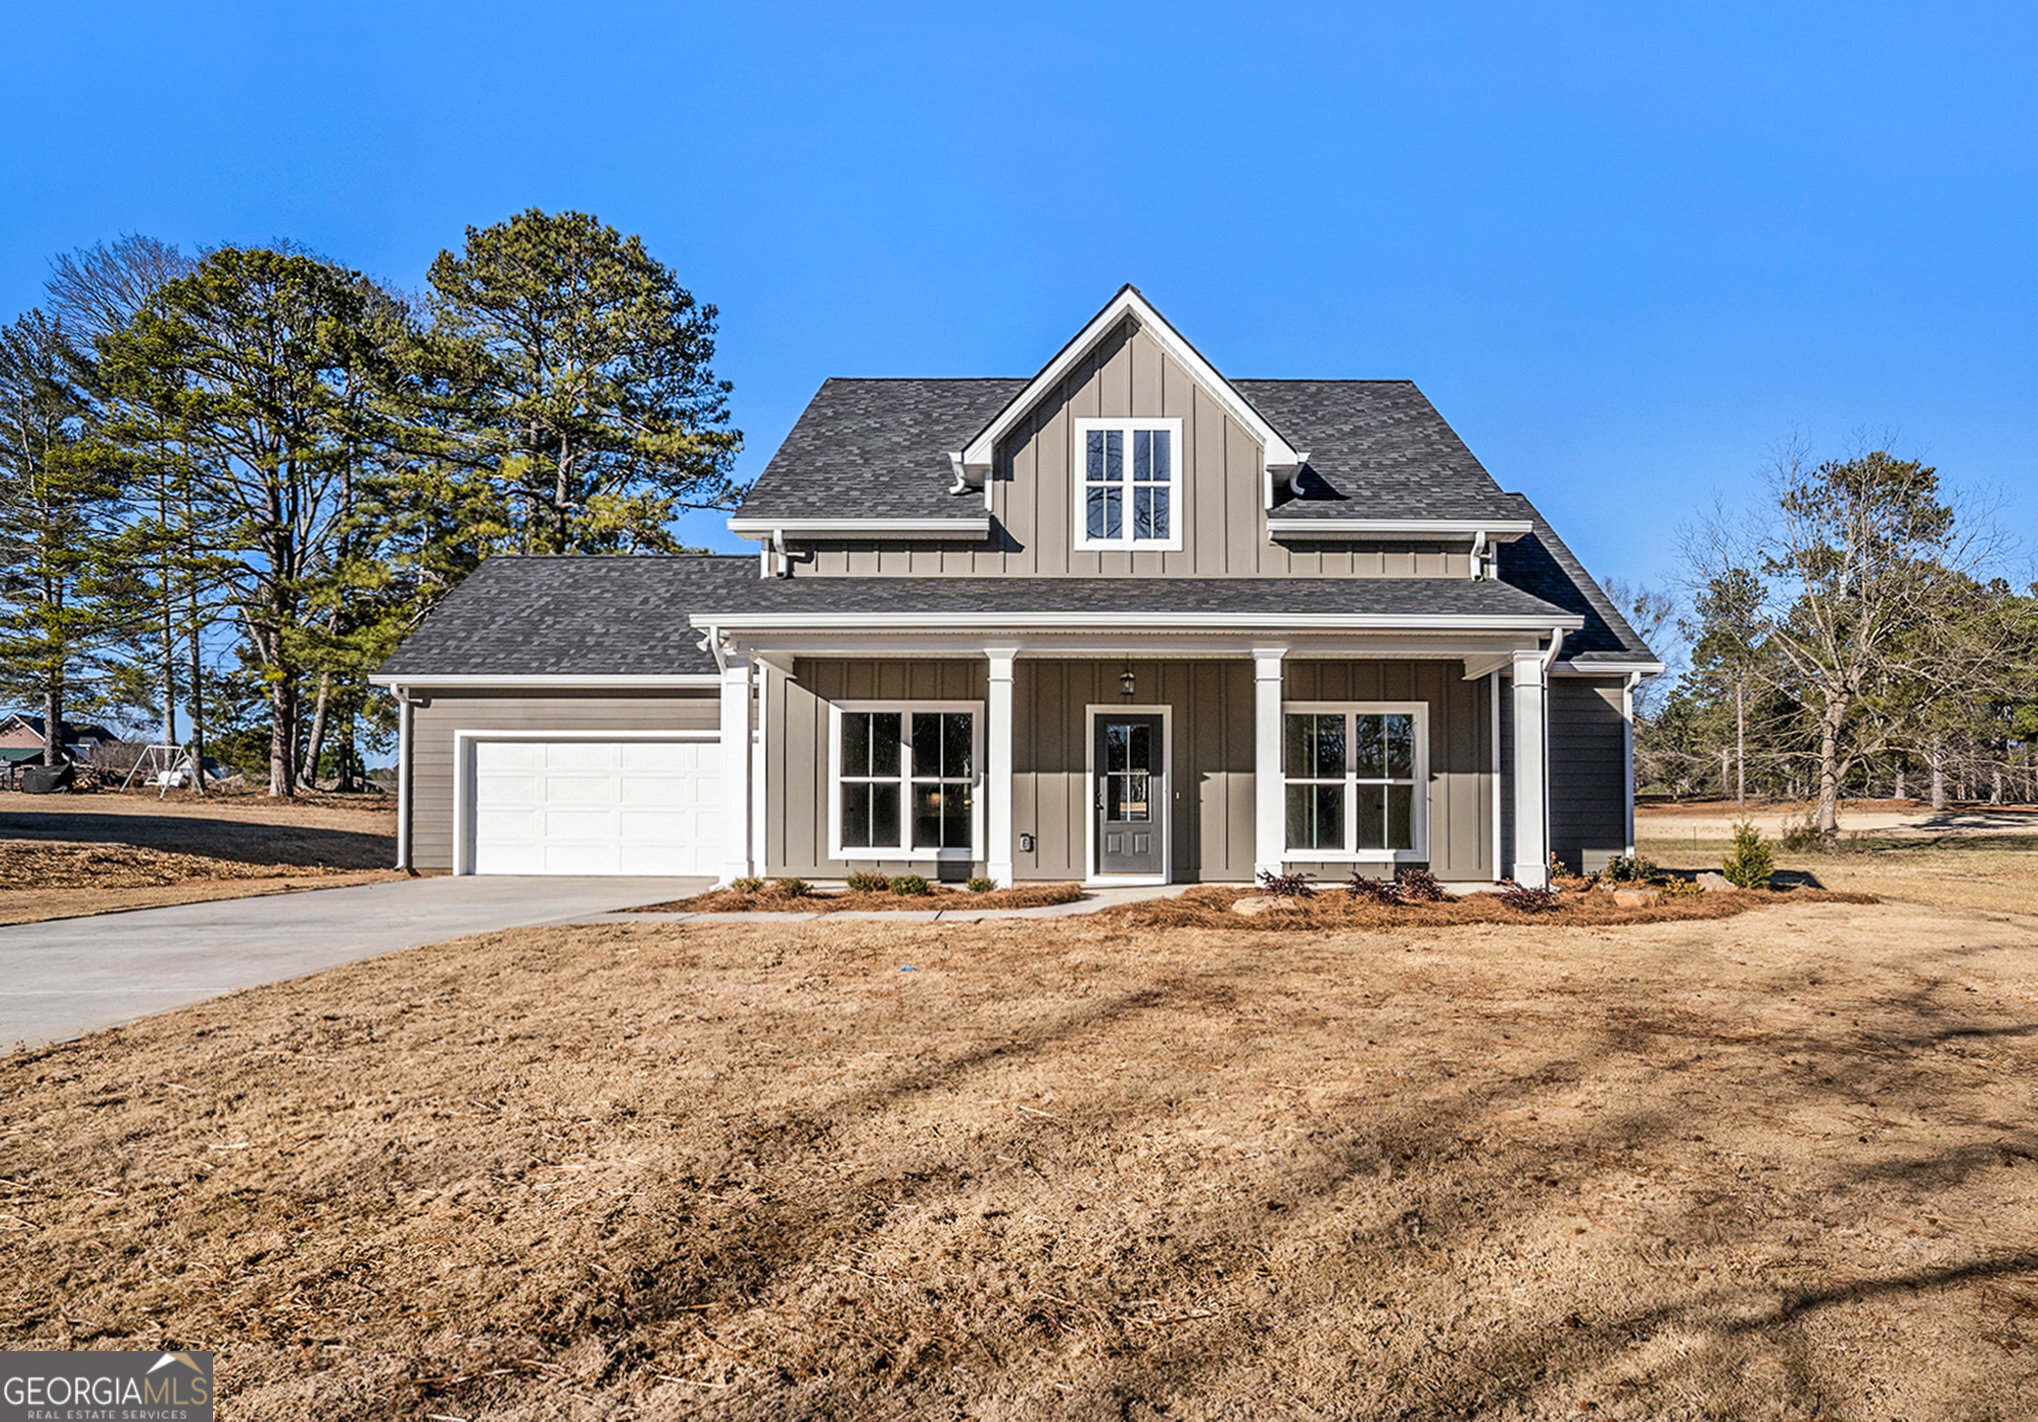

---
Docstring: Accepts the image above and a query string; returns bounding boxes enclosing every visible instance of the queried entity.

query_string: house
[372,288,1660,890]
[0,714,119,763]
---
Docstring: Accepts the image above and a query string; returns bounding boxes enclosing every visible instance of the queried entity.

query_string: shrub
[844,871,890,893]
[1498,883,1560,913]
[768,877,811,898]
[1395,867,1451,902]
[889,874,931,896]
[1601,853,1656,884]
[1347,873,1401,904]
[729,876,764,894]
[965,876,995,894]
[1256,868,1316,897]
[1720,821,1775,889]
[1779,812,1821,853]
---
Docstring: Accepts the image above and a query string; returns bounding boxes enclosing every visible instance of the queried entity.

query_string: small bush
[1256,868,1316,897]
[1721,821,1775,889]
[1601,853,1656,884]
[1779,812,1821,853]
[1660,876,1704,898]
[729,876,764,894]
[965,876,995,894]
[889,874,931,896]
[845,871,890,893]
[1395,867,1451,903]
[1347,873,1401,904]
[768,877,811,898]
[1498,883,1561,913]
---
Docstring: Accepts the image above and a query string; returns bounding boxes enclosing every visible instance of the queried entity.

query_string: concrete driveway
[0,875,711,1048]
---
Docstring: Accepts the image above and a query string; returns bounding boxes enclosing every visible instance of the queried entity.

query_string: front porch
[710,640,1573,891]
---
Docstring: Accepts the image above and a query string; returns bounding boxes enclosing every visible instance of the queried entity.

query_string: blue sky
[4,1,2033,598]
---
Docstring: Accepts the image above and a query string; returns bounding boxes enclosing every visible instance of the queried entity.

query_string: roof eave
[727,516,992,543]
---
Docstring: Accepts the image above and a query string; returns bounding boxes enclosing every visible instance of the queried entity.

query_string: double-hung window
[1074,417,1183,551]
[831,702,982,860]
[1282,703,1428,859]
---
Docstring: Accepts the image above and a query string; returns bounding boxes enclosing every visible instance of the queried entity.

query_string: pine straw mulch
[1099,882,1880,931]
[633,881,1087,914]
[0,838,382,890]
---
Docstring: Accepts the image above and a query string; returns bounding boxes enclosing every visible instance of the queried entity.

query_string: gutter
[690,611,1587,634]
[727,516,991,542]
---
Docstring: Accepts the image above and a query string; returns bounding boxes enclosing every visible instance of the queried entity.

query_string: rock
[1612,888,1663,907]
[1233,896,1294,916]
[1696,872,1736,893]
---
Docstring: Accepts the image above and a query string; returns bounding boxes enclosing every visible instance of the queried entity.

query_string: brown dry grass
[1104,882,1876,932]
[0,871,401,927]
[638,882,1086,914]
[4,899,2036,1418]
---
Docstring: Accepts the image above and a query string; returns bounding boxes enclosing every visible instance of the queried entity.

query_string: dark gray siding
[1548,677,1629,874]
[408,690,720,872]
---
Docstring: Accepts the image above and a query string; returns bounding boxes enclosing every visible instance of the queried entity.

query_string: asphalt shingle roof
[686,576,1572,621]
[376,555,757,678]
[1495,494,1657,665]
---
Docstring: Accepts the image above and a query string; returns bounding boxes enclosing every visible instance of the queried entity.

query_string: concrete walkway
[0,875,711,1048]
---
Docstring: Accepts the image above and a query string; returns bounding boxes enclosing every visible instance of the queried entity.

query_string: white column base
[718,653,753,886]
[1510,648,1549,888]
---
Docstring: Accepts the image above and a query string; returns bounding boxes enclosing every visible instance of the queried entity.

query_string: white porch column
[719,652,753,885]
[1253,646,1286,882]
[986,646,1017,887]
[1510,648,1550,887]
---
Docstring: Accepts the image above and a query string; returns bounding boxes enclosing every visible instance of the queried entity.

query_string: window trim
[1072,417,1185,553]
[1280,700,1430,862]
[827,699,985,862]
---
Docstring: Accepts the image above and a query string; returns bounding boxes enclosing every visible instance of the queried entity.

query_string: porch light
[1120,662,1136,699]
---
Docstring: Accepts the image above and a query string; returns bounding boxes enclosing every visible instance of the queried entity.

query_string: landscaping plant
[1498,883,1561,913]
[1394,867,1451,902]
[888,874,931,896]
[1346,873,1401,904]
[844,872,889,893]
[1720,819,1776,889]
[768,877,811,897]
[729,876,764,894]
[1255,869,1315,897]
[965,876,995,894]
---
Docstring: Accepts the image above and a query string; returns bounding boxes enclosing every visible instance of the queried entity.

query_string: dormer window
[1074,418,1184,551]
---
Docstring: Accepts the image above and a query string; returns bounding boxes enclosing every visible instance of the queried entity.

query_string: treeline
[0,210,740,793]
[1628,440,2038,833]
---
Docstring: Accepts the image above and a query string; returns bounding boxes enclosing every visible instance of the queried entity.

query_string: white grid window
[1282,703,1429,859]
[829,702,983,860]
[1074,418,1183,551]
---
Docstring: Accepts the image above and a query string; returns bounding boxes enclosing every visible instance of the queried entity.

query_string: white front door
[469,738,721,875]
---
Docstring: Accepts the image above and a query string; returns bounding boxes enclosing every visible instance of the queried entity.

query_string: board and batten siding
[794,318,1471,580]
[1548,677,1630,874]
[766,656,1492,884]
[408,690,720,872]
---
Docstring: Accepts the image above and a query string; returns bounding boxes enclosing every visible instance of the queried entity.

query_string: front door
[1095,713,1165,877]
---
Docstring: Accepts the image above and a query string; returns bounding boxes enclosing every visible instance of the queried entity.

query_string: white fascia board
[1552,660,1666,677]
[689,610,1585,634]
[726,516,991,542]
[367,673,721,689]
[1266,517,1536,541]
[958,286,1300,471]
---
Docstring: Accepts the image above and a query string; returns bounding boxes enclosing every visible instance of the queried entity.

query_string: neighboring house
[0,714,118,763]
[373,287,1659,889]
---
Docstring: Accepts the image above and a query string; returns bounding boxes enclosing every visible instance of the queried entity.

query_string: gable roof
[1495,495,1660,668]
[0,714,115,743]
[956,285,1303,475]
[373,555,757,680]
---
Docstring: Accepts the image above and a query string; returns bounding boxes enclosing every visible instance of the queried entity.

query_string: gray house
[373,287,1659,890]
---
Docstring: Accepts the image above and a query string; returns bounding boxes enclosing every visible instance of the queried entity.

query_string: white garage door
[469,738,722,875]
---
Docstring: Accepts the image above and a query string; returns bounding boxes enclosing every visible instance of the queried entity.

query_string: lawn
[0,788,399,924]
[3,891,2035,1418]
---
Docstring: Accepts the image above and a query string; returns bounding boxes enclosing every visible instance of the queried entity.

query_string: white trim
[751,660,770,873]
[367,673,721,689]
[450,729,721,877]
[720,656,753,884]
[395,693,413,872]
[1071,417,1187,553]
[1509,649,1550,887]
[958,286,1302,474]
[727,517,991,542]
[1622,670,1639,860]
[1083,702,1174,886]
[825,699,987,864]
[696,611,1586,634]
[1278,700,1431,863]
[1488,669,1502,883]
[1266,518,1535,542]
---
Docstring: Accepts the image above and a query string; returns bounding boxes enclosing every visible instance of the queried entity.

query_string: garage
[462,735,723,875]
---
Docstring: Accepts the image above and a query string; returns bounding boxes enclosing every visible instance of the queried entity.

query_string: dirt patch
[1100,881,1875,931]
[637,881,1086,914]
[3,899,2035,1417]
[0,787,394,870]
